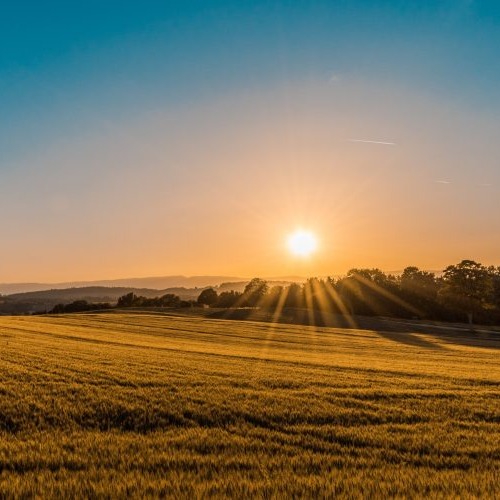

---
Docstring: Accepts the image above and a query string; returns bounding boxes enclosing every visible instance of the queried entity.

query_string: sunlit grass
[0,312,499,497]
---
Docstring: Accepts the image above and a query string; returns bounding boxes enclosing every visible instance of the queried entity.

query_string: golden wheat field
[0,311,499,498]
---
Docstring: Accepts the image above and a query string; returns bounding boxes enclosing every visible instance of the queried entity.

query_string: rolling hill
[0,275,246,295]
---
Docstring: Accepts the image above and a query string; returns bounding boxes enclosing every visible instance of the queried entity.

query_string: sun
[287,230,318,257]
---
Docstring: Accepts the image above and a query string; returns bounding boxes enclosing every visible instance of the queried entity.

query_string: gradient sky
[2,1,500,282]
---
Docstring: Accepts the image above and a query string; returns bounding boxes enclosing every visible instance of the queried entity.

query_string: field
[0,312,499,498]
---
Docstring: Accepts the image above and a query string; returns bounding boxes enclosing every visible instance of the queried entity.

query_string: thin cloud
[434,180,451,184]
[348,139,396,146]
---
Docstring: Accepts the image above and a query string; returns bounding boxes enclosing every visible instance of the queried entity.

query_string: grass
[0,311,499,497]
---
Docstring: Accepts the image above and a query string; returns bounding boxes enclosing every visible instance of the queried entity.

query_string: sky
[1,0,500,282]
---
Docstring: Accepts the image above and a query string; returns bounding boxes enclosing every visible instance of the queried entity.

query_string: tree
[216,290,242,308]
[285,283,303,309]
[340,269,393,316]
[116,292,182,308]
[400,267,437,296]
[440,260,492,324]
[303,278,326,311]
[49,300,111,314]
[400,266,438,315]
[117,292,137,307]
[159,294,182,307]
[488,266,500,309]
[346,268,389,285]
[197,288,218,307]
[262,285,284,310]
[242,278,269,307]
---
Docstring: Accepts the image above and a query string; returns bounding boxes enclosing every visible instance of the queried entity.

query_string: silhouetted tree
[488,266,500,310]
[399,266,439,317]
[339,269,385,316]
[197,288,218,307]
[116,292,182,308]
[242,278,269,307]
[440,260,492,324]
[401,267,437,296]
[346,268,391,285]
[159,294,180,307]
[285,283,303,309]
[117,292,137,307]
[303,278,323,311]
[49,301,111,314]
[216,290,242,308]
[338,268,414,317]
[262,285,284,309]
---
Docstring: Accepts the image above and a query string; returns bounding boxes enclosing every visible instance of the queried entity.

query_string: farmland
[0,312,499,497]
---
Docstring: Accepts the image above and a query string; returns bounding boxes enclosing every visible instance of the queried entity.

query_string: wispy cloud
[348,139,396,146]
[434,181,493,187]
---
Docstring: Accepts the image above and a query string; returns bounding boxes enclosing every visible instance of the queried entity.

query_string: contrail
[348,139,396,146]
[435,180,451,184]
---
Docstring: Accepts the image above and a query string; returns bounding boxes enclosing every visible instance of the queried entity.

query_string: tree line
[198,260,500,325]
[48,292,193,314]
[48,260,500,325]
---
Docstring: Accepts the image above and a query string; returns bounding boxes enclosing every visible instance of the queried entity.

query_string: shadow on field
[207,308,500,350]
[374,330,445,350]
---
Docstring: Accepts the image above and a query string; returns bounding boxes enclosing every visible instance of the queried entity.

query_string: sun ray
[348,274,423,317]
[322,280,359,330]
[309,278,331,329]
[271,286,290,325]
[303,280,320,353]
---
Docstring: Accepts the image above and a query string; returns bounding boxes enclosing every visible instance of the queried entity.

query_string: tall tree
[243,278,269,307]
[440,260,492,324]
[285,283,303,309]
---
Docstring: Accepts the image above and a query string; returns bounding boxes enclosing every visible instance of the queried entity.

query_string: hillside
[0,286,202,315]
[0,312,498,497]
[0,280,298,314]
[0,275,246,296]
[6,286,200,302]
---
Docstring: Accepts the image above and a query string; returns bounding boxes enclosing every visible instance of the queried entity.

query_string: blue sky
[2,1,499,159]
[0,0,500,279]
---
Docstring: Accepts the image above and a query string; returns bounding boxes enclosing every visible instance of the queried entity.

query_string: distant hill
[0,286,204,315]
[0,279,300,315]
[0,276,245,296]
[0,275,310,296]
[6,286,201,302]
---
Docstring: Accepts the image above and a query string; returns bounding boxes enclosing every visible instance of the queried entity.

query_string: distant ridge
[0,276,244,296]
[0,280,299,315]
[0,275,312,296]
[0,271,447,296]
